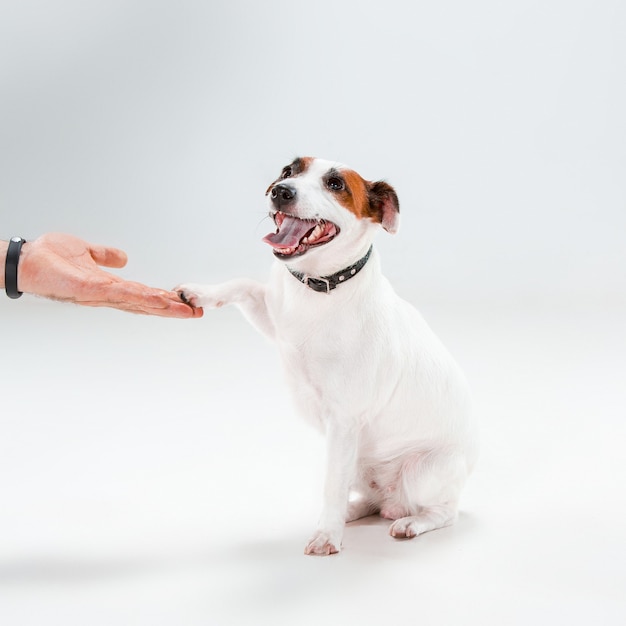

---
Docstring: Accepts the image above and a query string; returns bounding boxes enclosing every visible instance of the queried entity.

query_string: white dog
[177,157,478,556]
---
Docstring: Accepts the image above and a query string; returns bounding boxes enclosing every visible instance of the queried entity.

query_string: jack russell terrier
[177,157,478,556]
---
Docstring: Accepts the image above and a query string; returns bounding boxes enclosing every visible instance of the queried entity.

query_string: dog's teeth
[309,225,323,241]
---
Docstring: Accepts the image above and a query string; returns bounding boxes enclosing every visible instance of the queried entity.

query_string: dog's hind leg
[389,503,459,538]
[386,450,467,540]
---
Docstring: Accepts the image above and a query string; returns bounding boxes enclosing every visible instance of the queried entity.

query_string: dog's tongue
[263,215,315,249]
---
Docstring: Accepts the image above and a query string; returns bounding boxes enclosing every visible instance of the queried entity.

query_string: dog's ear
[368,181,400,234]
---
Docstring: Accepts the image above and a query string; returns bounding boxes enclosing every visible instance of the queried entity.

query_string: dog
[177,157,478,556]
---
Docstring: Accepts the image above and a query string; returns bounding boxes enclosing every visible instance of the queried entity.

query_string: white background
[1,1,625,624]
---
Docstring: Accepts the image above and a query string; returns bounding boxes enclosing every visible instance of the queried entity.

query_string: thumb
[89,244,128,268]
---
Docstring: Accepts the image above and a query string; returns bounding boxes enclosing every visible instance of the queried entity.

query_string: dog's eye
[327,176,345,191]
[281,167,293,179]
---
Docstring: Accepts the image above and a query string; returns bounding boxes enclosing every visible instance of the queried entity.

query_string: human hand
[15,233,203,318]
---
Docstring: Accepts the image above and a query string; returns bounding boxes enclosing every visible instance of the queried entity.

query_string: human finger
[77,299,203,317]
[80,282,204,318]
[89,244,128,269]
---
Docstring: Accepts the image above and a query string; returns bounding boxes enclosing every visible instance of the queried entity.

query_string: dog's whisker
[254,213,275,233]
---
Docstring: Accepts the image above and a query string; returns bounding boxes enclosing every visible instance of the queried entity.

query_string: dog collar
[286,245,373,294]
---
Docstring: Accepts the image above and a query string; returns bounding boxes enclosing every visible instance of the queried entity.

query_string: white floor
[1,295,625,625]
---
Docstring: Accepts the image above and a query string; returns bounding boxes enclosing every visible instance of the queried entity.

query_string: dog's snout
[271,183,296,207]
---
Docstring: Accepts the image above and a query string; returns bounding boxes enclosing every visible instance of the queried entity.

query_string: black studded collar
[285,245,373,293]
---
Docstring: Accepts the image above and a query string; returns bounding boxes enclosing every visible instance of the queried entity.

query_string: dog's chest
[266,277,399,424]
[268,272,371,353]
[274,295,363,376]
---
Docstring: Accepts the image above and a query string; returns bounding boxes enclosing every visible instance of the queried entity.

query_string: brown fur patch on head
[331,168,371,219]
[328,167,400,233]
[265,156,314,194]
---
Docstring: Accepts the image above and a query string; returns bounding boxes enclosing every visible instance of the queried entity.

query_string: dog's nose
[271,184,296,207]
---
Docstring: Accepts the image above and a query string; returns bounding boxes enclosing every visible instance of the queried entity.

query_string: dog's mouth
[262,211,339,258]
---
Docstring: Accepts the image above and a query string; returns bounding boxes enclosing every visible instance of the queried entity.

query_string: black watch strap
[5,237,26,299]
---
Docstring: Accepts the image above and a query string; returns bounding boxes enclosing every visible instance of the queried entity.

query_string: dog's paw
[304,529,342,556]
[389,512,452,538]
[175,284,224,309]
[389,517,421,539]
[389,507,457,539]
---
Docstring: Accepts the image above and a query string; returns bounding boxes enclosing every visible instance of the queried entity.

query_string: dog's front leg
[305,420,359,556]
[175,279,275,339]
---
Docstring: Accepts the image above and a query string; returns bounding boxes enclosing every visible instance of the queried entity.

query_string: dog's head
[263,157,399,267]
